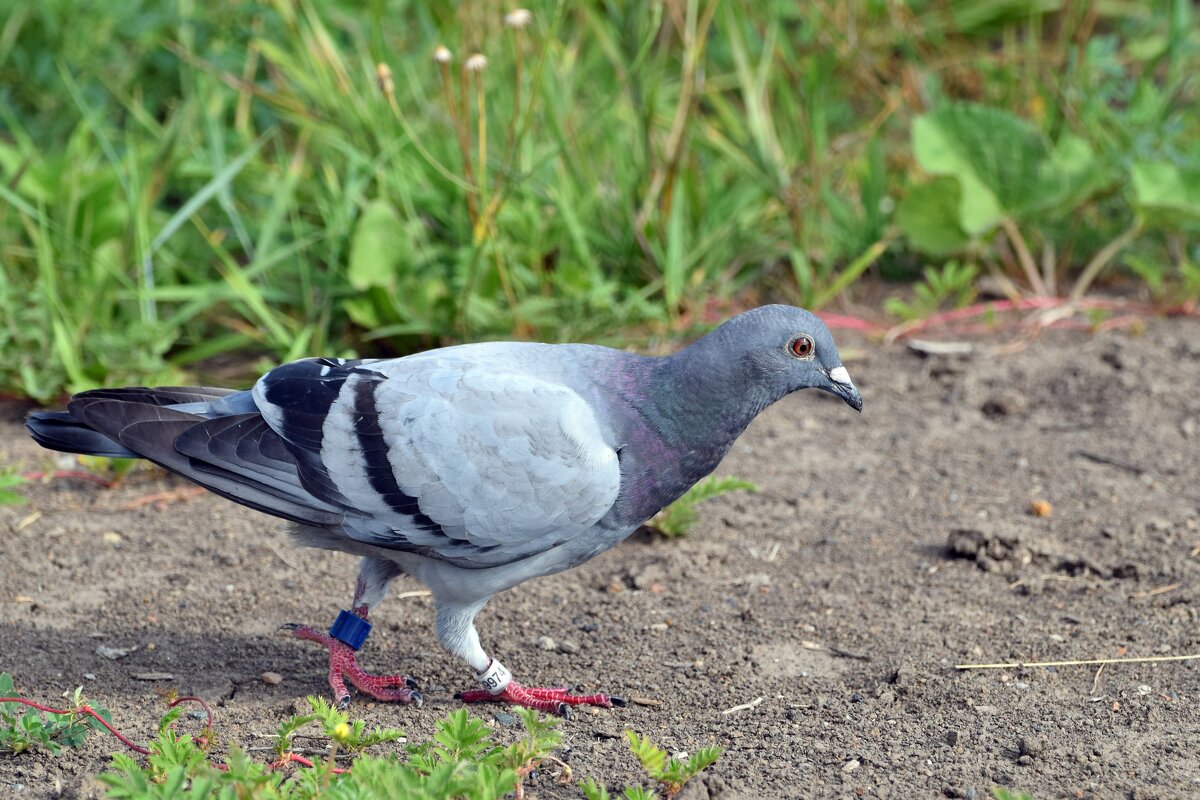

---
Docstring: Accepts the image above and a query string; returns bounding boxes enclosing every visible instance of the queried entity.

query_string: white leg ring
[477,658,513,695]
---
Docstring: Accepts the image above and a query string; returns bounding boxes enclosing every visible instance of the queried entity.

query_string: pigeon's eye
[789,335,816,359]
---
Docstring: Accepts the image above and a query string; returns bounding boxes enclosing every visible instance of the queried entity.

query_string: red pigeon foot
[284,614,422,709]
[457,682,624,717]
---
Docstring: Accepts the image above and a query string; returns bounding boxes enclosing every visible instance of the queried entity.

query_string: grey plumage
[26,304,861,693]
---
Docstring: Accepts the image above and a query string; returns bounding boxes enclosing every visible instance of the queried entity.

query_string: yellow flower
[1027,95,1046,123]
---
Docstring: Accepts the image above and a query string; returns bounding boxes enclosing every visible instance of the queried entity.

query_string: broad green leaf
[1131,162,1200,226]
[912,104,1048,233]
[896,177,971,255]
[1035,134,1108,217]
[348,200,404,291]
[344,296,382,330]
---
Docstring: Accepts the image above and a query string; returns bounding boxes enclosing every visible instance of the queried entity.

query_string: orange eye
[790,335,815,359]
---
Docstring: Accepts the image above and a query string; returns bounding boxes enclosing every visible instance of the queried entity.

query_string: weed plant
[2,672,720,799]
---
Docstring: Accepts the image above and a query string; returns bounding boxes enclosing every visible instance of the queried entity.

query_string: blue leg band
[329,610,372,651]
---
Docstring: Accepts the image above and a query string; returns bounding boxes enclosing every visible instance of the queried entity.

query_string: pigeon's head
[709,304,863,412]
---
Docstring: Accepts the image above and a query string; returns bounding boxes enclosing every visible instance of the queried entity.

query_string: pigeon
[26,304,861,715]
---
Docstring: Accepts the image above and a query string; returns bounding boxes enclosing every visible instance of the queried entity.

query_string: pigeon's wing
[252,354,622,567]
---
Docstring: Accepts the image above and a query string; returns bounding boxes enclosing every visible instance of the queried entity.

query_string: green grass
[1,0,1198,400]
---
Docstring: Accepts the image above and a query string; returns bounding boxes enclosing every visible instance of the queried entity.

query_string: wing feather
[253,351,621,567]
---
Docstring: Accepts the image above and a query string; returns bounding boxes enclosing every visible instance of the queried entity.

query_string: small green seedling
[992,789,1034,800]
[0,673,112,755]
[0,470,26,506]
[495,707,563,774]
[582,732,722,800]
[77,455,143,484]
[884,261,979,321]
[305,695,407,756]
[648,476,759,538]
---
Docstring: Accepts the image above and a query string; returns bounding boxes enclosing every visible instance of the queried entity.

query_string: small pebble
[537,635,557,652]
[842,759,860,772]
[493,711,518,726]
[559,639,580,654]
[83,673,96,681]
[261,671,283,685]
[1017,755,1033,766]
[96,645,136,661]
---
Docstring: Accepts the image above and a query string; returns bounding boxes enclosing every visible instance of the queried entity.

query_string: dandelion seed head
[504,9,532,29]
[465,53,488,72]
[376,63,394,93]
[433,45,453,64]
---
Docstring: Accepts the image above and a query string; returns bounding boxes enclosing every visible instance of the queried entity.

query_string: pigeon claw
[288,623,421,707]
[457,682,617,717]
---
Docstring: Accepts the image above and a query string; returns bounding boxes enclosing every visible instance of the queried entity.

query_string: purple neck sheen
[598,334,779,524]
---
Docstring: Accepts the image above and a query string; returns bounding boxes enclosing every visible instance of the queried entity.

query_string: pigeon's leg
[284,557,422,709]
[438,603,624,717]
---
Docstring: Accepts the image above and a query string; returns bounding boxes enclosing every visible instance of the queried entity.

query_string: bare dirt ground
[2,319,1199,799]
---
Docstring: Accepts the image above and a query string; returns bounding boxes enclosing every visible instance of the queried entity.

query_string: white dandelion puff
[504,9,532,29]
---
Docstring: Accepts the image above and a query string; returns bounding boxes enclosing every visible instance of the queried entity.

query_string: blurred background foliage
[0,0,1197,400]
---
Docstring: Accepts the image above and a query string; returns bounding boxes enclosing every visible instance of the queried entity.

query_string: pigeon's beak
[826,366,863,412]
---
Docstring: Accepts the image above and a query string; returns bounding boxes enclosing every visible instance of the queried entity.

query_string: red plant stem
[816,312,886,333]
[0,697,149,755]
[21,470,115,488]
[0,695,213,758]
[271,752,349,774]
[1,694,350,775]
[887,296,1200,341]
[171,695,214,729]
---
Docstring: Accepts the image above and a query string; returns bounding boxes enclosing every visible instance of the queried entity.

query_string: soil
[2,319,1199,800]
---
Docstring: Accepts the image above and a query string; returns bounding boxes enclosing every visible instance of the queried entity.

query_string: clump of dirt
[3,317,1200,798]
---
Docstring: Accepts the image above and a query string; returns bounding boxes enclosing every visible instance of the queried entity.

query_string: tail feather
[71,386,239,407]
[27,386,343,527]
[26,411,139,458]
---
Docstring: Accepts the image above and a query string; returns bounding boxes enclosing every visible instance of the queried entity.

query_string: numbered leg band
[328,610,371,651]
[477,658,512,695]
